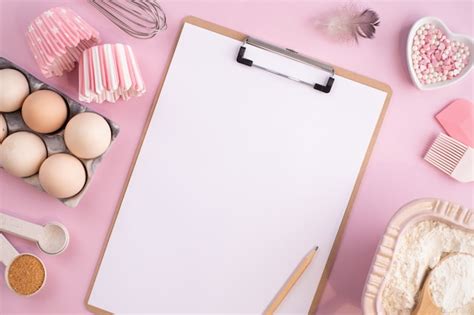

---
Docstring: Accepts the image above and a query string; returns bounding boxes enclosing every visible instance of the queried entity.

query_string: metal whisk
[89,0,167,39]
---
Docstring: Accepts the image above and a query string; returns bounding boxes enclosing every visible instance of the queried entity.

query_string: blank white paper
[89,23,387,314]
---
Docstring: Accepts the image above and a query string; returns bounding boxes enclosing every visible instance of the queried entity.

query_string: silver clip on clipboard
[237,37,335,93]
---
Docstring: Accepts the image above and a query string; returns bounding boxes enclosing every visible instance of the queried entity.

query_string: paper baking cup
[79,44,146,103]
[26,7,100,77]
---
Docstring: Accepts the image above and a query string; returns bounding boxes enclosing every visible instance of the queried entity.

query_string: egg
[0,131,47,177]
[64,112,111,159]
[0,114,7,142]
[22,90,68,133]
[39,153,86,198]
[0,68,30,112]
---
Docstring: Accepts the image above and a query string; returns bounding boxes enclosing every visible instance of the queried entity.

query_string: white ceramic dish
[406,17,474,90]
[362,198,473,314]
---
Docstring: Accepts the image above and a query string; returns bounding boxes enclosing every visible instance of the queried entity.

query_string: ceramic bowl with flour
[362,198,474,314]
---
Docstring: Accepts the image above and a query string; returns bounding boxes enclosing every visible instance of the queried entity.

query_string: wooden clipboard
[85,16,392,315]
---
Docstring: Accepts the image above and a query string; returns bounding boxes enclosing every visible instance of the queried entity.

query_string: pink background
[0,0,473,314]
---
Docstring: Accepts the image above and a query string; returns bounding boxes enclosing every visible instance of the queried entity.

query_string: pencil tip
[314,246,319,251]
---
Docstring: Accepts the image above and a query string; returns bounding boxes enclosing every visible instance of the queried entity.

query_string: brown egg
[22,90,68,133]
[39,153,86,199]
[64,112,111,159]
[0,131,47,177]
[0,114,7,143]
[0,69,30,112]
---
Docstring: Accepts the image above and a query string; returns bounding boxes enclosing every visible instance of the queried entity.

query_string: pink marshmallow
[411,23,471,85]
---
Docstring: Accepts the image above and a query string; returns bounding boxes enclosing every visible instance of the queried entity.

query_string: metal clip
[237,37,335,93]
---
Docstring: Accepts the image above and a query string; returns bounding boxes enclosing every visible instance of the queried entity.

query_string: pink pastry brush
[424,133,473,183]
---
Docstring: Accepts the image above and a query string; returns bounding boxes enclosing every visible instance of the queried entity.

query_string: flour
[430,254,474,313]
[39,224,67,254]
[382,220,474,315]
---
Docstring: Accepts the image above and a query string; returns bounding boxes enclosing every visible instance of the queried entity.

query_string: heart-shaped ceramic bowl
[407,16,474,90]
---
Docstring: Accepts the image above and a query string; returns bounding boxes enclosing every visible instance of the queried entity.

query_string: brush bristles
[424,134,468,175]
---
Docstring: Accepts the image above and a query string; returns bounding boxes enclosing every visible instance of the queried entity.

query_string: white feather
[315,3,380,43]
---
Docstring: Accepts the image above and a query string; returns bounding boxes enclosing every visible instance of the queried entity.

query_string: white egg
[0,114,7,143]
[64,112,111,159]
[39,153,86,199]
[0,69,30,112]
[0,131,47,177]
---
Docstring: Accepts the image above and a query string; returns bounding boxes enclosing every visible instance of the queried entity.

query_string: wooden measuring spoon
[0,233,47,296]
[0,212,69,255]
[412,269,442,315]
[412,253,473,315]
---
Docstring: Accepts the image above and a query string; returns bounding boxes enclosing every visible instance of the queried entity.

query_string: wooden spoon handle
[412,274,441,315]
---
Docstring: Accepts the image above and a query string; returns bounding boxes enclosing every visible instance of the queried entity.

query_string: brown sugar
[7,254,45,295]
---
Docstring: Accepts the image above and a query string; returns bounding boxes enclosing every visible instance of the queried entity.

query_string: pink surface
[0,1,473,314]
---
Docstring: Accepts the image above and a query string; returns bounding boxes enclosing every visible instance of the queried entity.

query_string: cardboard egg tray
[0,57,119,208]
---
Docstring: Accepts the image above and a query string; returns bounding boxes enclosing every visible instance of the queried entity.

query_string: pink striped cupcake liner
[79,44,146,103]
[26,7,100,77]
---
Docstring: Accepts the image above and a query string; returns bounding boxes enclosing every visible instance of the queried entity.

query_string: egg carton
[0,57,119,208]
